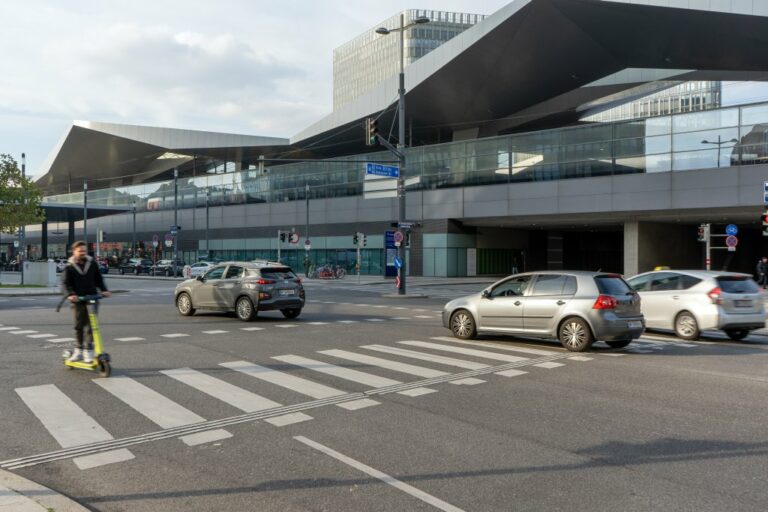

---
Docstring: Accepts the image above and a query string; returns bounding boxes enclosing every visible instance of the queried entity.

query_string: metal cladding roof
[38,0,768,194]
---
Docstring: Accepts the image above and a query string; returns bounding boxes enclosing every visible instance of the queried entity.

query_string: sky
[0,0,509,177]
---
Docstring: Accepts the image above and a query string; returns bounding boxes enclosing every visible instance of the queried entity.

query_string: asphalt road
[1,276,768,511]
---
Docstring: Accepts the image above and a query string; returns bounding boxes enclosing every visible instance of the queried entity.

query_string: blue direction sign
[764,181,768,204]
[366,162,400,178]
[726,224,738,236]
[394,256,403,269]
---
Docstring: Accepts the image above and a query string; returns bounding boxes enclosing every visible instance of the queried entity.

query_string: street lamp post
[20,153,25,285]
[205,188,211,261]
[131,201,137,257]
[701,135,739,168]
[83,179,88,252]
[376,13,429,296]
[173,167,179,277]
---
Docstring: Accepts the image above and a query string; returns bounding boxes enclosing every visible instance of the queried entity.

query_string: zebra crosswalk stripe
[361,344,489,370]
[399,341,530,363]
[161,368,283,412]
[319,349,449,379]
[272,354,404,389]
[220,360,347,399]
[430,336,558,356]
[15,384,135,469]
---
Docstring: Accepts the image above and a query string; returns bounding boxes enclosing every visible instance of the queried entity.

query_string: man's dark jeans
[72,302,95,350]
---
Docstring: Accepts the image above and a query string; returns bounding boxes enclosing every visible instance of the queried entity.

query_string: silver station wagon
[443,271,645,352]
[174,261,305,321]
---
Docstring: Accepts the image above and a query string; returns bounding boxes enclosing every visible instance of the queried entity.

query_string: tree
[0,153,45,234]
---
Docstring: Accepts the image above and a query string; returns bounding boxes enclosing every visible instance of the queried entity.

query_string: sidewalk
[0,468,88,511]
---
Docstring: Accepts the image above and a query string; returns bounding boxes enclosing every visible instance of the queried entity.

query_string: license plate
[279,289,295,296]
[627,321,643,329]
[734,300,752,308]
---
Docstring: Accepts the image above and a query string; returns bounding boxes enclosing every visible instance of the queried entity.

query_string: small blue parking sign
[394,256,403,269]
[764,181,768,204]
[726,224,738,236]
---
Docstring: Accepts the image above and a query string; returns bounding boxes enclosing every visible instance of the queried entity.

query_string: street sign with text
[366,162,400,178]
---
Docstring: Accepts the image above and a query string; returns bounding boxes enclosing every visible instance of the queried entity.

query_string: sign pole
[705,223,711,271]
[277,230,281,263]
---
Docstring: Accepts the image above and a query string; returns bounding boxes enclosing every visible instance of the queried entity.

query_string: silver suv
[443,271,644,352]
[174,261,305,321]
[626,270,766,340]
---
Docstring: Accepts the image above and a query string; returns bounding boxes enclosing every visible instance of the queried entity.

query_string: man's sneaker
[83,350,94,364]
[67,349,83,362]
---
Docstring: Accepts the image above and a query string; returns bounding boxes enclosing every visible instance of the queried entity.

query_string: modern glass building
[13,0,768,278]
[333,9,485,110]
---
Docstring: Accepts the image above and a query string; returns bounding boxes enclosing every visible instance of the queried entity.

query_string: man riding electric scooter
[62,241,111,363]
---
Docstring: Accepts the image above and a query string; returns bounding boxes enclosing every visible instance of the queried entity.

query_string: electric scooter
[57,295,111,377]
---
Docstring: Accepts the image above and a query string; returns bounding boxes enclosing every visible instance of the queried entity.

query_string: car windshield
[716,276,760,294]
[258,268,297,280]
[594,275,633,295]
[141,260,153,266]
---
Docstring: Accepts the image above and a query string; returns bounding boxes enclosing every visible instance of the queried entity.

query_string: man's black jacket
[63,256,108,297]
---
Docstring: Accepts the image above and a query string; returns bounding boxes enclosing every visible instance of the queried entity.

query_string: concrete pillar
[41,220,48,259]
[546,232,564,270]
[623,221,639,277]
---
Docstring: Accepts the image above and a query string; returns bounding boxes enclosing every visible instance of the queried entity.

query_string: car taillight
[259,292,271,300]
[294,278,302,284]
[256,279,275,285]
[708,287,723,305]
[593,295,617,310]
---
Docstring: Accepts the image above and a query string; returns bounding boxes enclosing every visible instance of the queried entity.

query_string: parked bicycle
[308,264,346,279]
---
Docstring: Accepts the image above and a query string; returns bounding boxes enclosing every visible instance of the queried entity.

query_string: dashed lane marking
[241,327,265,331]
[27,334,55,339]
[160,333,190,338]
[202,330,229,334]
[115,337,145,342]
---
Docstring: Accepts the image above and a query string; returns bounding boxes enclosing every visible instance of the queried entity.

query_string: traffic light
[279,231,286,243]
[353,233,359,246]
[762,210,768,236]
[697,225,707,242]
[98,230,107,242]
[361,234,367,247]
[364,118,379,146]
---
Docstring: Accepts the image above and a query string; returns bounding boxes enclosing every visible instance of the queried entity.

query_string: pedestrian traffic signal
[697,225,707,242]
[353,233,359,246]
[279,231,286,243]
[364,118,379,146]
[763,210,768,236]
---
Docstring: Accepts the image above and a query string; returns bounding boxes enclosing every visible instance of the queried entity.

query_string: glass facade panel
[672,127,739,152]
[672,108,738,132]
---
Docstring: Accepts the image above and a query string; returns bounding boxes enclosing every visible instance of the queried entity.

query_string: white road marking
[47,338,75,343]
[568,356,593,361]
[241,327,265,331]
[27,334,55,339]
[0,327,20,331]
[202,330,229,334]
[21,298,36,301]
[373,305,389,309]
[115,337,145,342]
[276,324,297,329]
[398,387,438,397]
[179,429,233,446]
[321,301,337,304]
[532,362,565,369]
[15,384,135,470]
[272,354,404,389]
[336,399,380,410]
[399,341,529,363]
[160,333,189,338]
[265,412,313,427]
[220,361,347,399]
[494,369,528,377]
[392,317,411,320]
[319,349,449,379]
[600,353,626,357]
[161,368,282,412]
[337,320,358,324]
[307,322,329,326]
[11,330,37,335]
[430,336,558,356]
[362,345,489,370]
[94,376,212,429]
[365,318,385,322]
[294,436,464,512]
[393,307,408,310]
[413,315,433,319]
[449,378,486,386]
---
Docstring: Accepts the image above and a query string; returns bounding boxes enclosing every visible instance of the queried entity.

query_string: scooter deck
[64,361,99,371]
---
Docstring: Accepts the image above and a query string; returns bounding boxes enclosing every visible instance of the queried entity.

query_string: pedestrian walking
[756,256,768,288]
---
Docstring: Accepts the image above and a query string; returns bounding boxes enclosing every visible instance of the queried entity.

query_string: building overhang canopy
[293,0,768,149]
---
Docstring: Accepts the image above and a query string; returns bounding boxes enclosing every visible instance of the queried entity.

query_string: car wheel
[120,268,125,275]
[281,308,301,319]
[166,269,171,277]
[134,268,139,275]
[725,329,749,341]
[559,317,594,352]
[450,310,477,340]
[674,311,700,340]
[176,293,195,316]
[236,296,257,321]
[605,339,632,349]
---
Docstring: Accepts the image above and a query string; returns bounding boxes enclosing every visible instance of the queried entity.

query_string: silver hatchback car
[626,270,766,340]
[443,271,645,352]
[174,261,305,321]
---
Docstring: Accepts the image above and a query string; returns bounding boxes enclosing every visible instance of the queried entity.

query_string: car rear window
[594,275,633,295]
[716,276,760,294]
[259,268,297,280]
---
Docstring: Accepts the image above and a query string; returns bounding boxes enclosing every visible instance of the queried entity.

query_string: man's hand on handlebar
[102,291,112,298]
[68,294,78,303]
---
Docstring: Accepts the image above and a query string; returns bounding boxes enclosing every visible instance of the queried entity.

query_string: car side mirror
[196,275,204,282]
[482,289,492,299]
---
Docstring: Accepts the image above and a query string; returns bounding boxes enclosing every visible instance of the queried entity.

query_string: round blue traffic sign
[726,224,738,236]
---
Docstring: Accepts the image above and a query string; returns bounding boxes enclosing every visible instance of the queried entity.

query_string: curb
[0,468,89,511]
[0,290,130,298]
[380,293,430,299]
[104,274,183,282]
